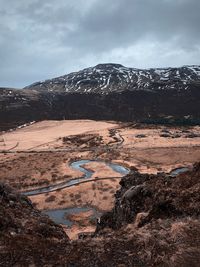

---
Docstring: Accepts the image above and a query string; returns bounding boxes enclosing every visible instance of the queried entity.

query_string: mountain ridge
[25,63,200,94]
[0,63,200,130]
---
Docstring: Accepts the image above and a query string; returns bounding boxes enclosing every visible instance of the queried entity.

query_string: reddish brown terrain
[1,162,200,266]
[0,119,200,266]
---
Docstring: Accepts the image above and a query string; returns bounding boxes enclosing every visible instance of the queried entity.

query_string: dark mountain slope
[0,64,200,130]
[0,88,55,130]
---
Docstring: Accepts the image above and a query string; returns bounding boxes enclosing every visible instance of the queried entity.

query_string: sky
[0,0,200,88]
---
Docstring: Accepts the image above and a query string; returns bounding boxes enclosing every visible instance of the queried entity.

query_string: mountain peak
[25,64,200,94]
[95,63,125,69]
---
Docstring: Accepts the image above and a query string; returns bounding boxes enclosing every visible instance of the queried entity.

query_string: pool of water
[43,206,101,226]
[169,167,189,177]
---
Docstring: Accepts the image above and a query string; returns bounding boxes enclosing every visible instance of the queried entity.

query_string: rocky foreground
[1,163,200,266]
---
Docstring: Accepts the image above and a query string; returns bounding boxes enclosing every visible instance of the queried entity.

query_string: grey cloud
[71,0,200,50]
[0,0,199,88]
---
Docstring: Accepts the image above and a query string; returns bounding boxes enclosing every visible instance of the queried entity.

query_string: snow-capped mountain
[26,63,200,94]
[1,63,200,131]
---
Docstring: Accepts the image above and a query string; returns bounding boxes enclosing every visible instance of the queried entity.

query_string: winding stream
[23,160,189,197]
[23,159,130,196]
[25,159,129,227]
[22,160,189,227]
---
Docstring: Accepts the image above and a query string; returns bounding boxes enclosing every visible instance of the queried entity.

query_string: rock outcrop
[0,183,70,267]
[96,163,200,230]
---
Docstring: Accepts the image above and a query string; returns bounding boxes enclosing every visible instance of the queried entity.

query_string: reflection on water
[43,206,102,226]
[169,167,189,177]
[23,159,130,196]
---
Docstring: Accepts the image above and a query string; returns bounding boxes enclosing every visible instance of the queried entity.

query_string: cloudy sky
[0,0,200,88]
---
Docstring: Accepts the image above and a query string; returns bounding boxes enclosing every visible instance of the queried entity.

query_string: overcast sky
[0,0,200,88]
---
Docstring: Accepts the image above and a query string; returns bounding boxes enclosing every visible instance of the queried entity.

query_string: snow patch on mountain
[25,64,200,94]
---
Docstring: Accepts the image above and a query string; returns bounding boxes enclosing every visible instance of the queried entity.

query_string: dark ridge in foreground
[1,163,200,266]
[0,183,70,267]
[97,163,200,230]
[69,163,200,267]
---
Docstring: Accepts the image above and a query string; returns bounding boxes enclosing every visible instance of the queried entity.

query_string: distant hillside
[26,63,200,94]
[0,64,200,130]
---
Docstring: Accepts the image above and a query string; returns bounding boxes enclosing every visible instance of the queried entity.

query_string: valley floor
[0,119,200,239]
